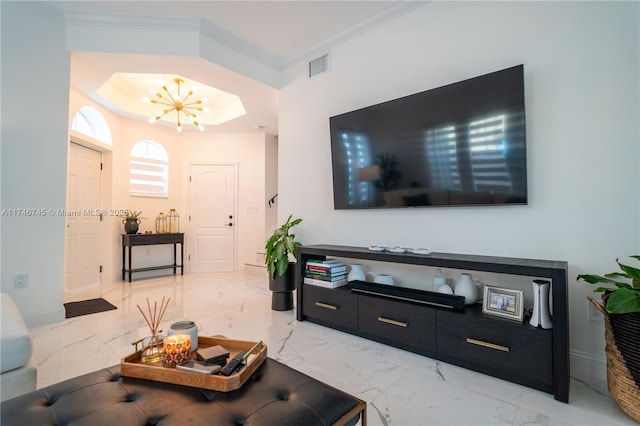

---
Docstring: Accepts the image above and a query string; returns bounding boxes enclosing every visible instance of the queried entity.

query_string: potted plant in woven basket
[577,256,640,422]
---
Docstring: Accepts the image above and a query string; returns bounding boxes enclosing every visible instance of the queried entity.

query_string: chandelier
[142,78,210,132]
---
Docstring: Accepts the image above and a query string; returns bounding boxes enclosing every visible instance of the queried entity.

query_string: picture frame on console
[482,286,524,322]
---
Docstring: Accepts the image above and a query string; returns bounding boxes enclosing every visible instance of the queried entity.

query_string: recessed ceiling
[71,52,280,134]
[97,73,246,131]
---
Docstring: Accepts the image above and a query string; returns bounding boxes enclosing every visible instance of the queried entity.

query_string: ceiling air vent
[308,54,329,78]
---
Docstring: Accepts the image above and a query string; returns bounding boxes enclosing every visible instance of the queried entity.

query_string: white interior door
[65,142,102,291]
[189,164,237,272]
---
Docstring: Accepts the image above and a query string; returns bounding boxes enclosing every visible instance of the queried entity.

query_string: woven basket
[588,296,640,423]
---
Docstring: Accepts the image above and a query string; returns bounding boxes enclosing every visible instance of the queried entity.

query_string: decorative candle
[162,334,191,367]
[168,321,198,352]
[155,212,167,234]
[167,209,180,233]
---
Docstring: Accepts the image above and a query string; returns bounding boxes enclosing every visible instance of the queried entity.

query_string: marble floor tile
[24,272,636,426]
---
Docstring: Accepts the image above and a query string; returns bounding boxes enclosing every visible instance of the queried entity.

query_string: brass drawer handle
[466,338,510,352]
[377,317,408,328]
[315,302,337,310]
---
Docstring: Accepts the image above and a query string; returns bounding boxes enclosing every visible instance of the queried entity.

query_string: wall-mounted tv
[329,65,527,210]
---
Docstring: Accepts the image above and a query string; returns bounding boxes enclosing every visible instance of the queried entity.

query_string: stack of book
[303,259,348,288]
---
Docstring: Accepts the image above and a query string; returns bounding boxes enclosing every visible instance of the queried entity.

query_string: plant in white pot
[265,215,302,311]
[577,256,640,422]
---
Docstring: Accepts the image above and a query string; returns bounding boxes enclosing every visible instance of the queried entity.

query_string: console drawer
[302,285,357,329]
[358,294,436,352]
[437,310,553,386]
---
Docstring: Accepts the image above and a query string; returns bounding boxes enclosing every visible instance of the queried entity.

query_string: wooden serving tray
[121,336,267,392]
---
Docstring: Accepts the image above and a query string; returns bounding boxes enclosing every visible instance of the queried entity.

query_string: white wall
[1,2,70,325]
[278,1,639,378]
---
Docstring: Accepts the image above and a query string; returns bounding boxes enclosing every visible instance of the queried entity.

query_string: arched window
[71,106,113,145]
[130,140,169,197]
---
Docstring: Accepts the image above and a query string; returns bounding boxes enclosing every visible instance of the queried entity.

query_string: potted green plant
[577,256,640,422]
[577,256,640,314]
[121,210,144,234]
[265,215,302,311]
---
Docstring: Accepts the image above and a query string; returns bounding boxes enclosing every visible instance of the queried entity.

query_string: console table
[121,233,184,282]
[296,244,569,402]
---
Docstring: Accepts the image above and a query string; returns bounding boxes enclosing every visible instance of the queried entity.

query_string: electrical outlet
[588,300,604,322]
[14,273,28,289]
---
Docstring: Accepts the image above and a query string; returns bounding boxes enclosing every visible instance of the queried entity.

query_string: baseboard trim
[24,307,65,327]
[570,349,606,382]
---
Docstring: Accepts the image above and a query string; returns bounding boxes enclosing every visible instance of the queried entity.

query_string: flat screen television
[329,65,527,210]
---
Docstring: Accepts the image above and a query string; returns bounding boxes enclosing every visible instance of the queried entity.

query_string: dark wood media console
[296,244,569,402]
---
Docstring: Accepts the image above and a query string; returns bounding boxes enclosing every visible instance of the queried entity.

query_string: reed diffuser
[137,297,170,364]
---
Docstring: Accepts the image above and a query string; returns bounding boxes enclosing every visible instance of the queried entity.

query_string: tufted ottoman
[1,358,366,426]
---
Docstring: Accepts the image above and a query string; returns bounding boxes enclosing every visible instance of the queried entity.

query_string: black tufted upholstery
[1,358,365,426]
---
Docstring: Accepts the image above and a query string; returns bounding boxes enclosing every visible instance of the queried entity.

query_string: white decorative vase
[454,273,478,305]
[373,274,394,285]
[436,284,453,295]
[347,264,365,282]
[433,268,445,290]
[530,280,552,329]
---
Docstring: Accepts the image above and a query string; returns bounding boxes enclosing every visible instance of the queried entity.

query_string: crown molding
[283,1,429,68]
[198,19,283,71]
[62,1,428,73]
[63,8,282,70]
[63,9,201,33]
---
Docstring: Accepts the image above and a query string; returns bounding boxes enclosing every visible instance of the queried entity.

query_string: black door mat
[64,298,117,318]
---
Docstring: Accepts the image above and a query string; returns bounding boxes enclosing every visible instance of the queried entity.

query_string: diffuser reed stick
[136,297,171,364]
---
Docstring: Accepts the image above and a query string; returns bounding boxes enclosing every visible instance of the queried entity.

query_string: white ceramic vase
[530,280,552,329]
[373,274,394,285]
[433,268,446,290]
[454,273,478,305]
[347,264,366,282]
[436,284,453,295]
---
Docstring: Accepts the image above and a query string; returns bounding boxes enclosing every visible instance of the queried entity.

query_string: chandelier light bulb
[197,124,205,132]
[142,97,151,103]
[148,117,156,124]
[201,98,208,104]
